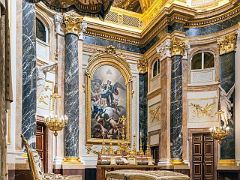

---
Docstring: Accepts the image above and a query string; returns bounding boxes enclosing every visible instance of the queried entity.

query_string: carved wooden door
[36,121,48,172]
[192,133,214,180]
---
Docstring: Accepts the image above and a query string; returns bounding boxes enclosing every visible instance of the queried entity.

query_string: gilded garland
[85,46,133,144]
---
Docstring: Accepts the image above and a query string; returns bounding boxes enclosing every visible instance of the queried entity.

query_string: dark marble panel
[140,36,159,54]
[186,15,240,37]
[170,55,183,159]
[64,34,79,157]
[22,0,37,148]
[84,35,141,53]
[168,22,185,33]
[220,52,235,159]
[139,73,148,151]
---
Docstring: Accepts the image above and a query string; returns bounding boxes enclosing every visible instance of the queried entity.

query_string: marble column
[22,0,37,148]
[170,37,186,164]
[156,39,171,165]
[138,59,148,151]
[63,13,83,161]
[217,33,237,160]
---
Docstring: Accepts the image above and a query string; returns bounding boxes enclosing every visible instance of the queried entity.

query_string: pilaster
[217,33,237,162]
[156,39,171,165]
[22,0,37,148]
[170,37,186,165]
[217,33,237,161]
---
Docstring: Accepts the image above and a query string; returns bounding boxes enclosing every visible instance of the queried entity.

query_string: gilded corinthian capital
[137,59,148,74]
[217,33,237,55]
[63,12,83,36]
[171,37,186,56]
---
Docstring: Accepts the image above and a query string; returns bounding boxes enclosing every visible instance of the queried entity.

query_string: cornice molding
[147,88,161,100]
[186,5,240,28]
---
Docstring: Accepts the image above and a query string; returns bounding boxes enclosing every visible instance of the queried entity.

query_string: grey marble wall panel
[139,73,148,151]
[220,52,235,159]
[186,15,240,37]
[64,34,79,157]
[170,55,183,159]
[22,0,37,148]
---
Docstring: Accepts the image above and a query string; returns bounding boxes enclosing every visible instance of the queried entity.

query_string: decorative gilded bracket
[137,59,148,74]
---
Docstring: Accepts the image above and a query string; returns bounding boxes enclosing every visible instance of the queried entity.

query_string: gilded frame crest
[85,47,133,144]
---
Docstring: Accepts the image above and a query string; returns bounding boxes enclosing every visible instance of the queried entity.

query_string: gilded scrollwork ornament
[137,59,148,74]
[63,12,83,35]
[217,33,237,55]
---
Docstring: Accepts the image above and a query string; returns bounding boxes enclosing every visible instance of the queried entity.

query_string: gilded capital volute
[63,12,83,36]
[171,37,186,56]
[137,59,148,74]
[217,33,237,55]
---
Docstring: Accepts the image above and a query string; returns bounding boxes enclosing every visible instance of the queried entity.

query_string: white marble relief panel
[187,97,218,127]
[148,102,161,132]
[37,72,55,116]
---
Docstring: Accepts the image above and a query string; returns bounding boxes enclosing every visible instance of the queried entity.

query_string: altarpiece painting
[86,47,132,144]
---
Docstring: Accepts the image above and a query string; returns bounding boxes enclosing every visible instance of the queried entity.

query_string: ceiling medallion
[26,0,114,19]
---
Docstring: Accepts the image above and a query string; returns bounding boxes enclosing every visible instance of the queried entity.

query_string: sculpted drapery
[25,0,114,18]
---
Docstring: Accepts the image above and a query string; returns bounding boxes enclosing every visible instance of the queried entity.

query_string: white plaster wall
[7,0,17,158]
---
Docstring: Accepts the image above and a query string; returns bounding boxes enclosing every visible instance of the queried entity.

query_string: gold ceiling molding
[217,33,237,55]
[63,12,83,35]
[171,37,186,56]
[27,0,114,19]
[137,58,148,73]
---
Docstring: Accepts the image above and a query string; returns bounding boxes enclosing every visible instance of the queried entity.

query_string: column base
[158,159,172,166]
[54,156,63,165]
[171,158,184,165]
[218,159,236,166]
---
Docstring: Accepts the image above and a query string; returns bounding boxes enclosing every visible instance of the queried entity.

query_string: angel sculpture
[219,84,235,125]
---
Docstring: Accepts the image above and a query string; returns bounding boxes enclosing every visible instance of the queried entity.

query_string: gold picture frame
[85,46,133,144]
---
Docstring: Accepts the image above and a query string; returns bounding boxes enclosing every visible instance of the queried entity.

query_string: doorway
[192,133,215,180]
[36,121,48,172]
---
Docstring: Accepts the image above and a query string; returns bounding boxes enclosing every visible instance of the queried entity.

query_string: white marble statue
[219,84,235,125]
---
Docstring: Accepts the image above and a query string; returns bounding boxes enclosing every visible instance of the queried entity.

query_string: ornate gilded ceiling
[113,0,155,13]
[26,0,114,18]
